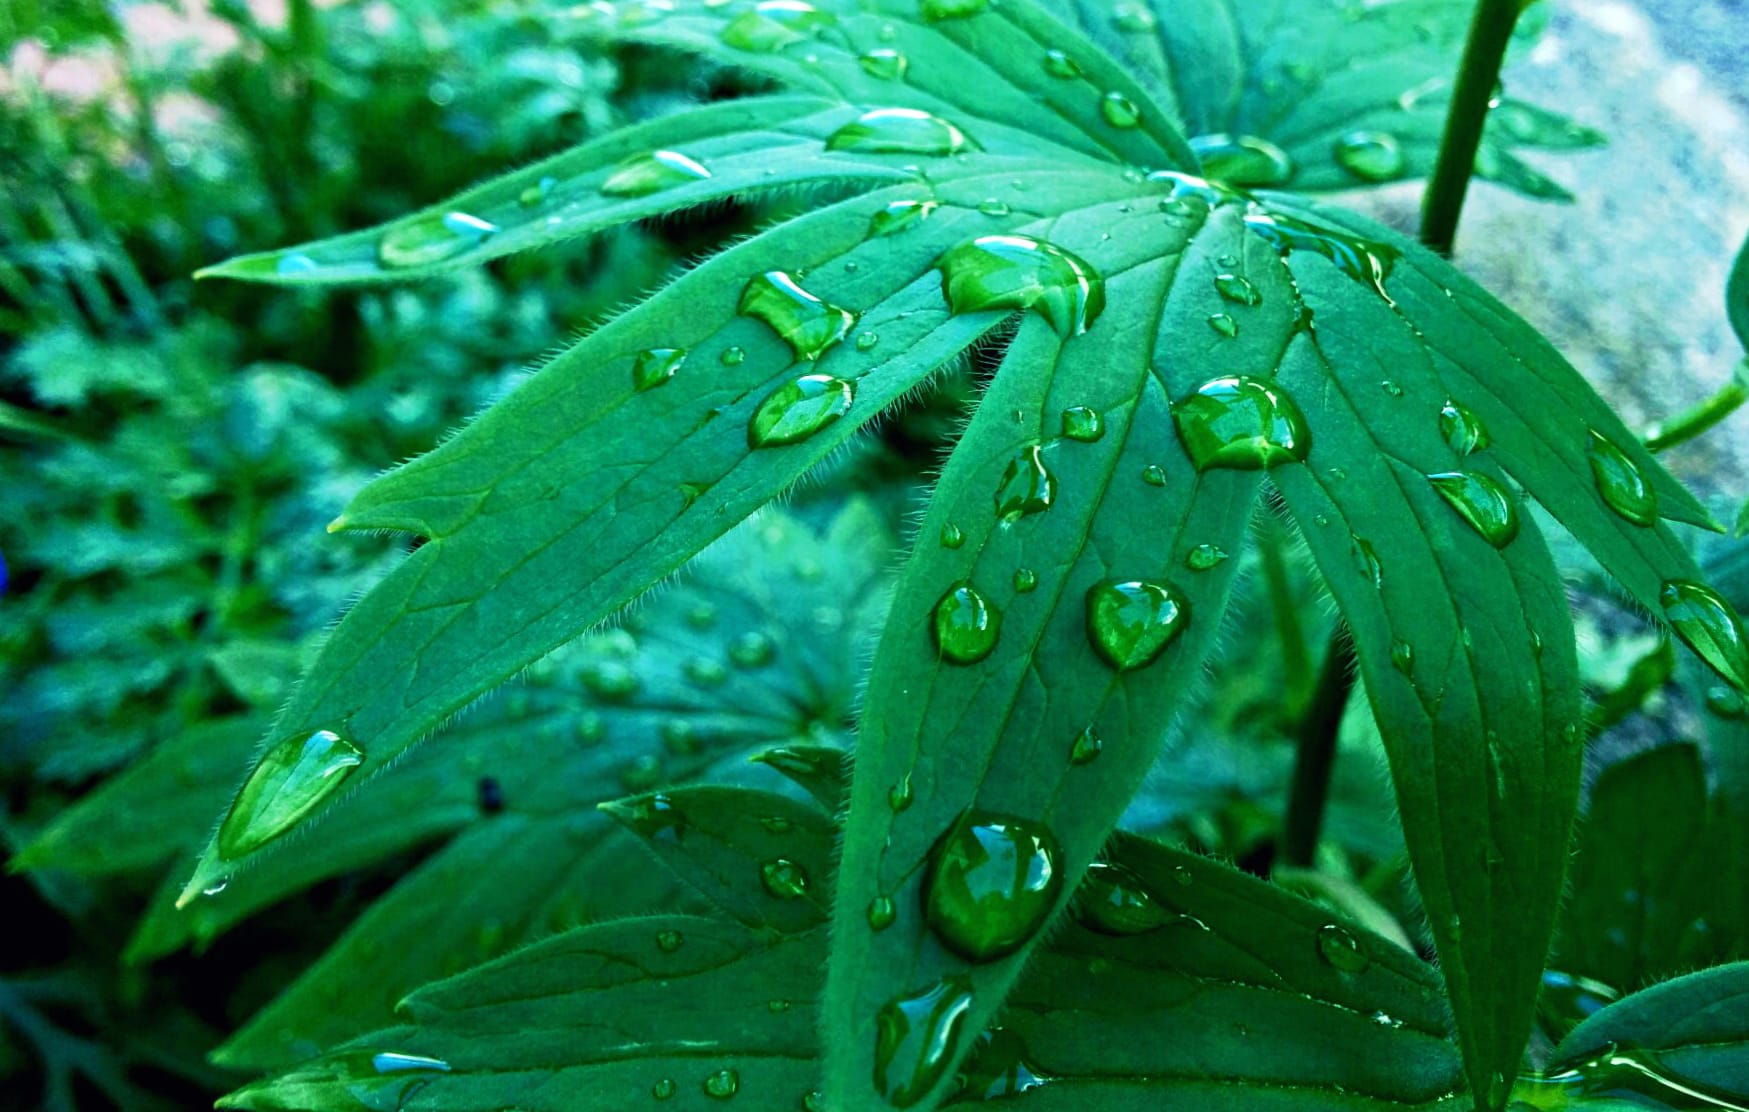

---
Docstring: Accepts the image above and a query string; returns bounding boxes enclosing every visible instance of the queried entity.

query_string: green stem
[1282,627,1356,867]
[1642,359,1749,453]
[1419,0,1525,256]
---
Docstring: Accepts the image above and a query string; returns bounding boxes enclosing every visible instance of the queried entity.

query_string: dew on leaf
[721,345,746,366]
[859,48,908,80]
[920,0,987,20]
[1213,273,1262,306]
[276,253,318,275]
[685,657,728,687]
[1660,580,1749,692]
[1243,210,1399,303]
[1334,130,1406,181]
[924,810,1063,961]
[1141,464,1167,487]
[1172,376,1312,471]
[617,793,686,842]
[958,1027,1050,1100]
[940,522,965,549]
[1427,471,1520,547]
[656,929,684,952]
[938,235,1106,336]
[1099,91,1141,129]
[1013,567,1038,593]
[600,149,712,197]
[747,374,856,448]
[1111,2,1156,31]
[826,108,972,156]
[1391,639,1414,675]
[1076,861,1174,934]
[868,895,897,930]
[703,1068,740,1099]
[1208,312,1239,337]
[1061,405,1104,442]
[1316,923,1370,973]
[872,976,974,1108]
[633,347,687,392]
[377,211,497,269]
[889,773,914,812]
[869,199,938,237]
[582,658,640,699]
[730,631,777,668]
[976,198,1011,217]
[932,581,1001,664]
[855,330,880,351]
[1189,133,1296,186]
[1352,538,1383,587]
[1586,430,1657,527]
[1085,579,1189,671]
[1185,544,1228,571]
[719,1,834,51]
[1042,49,1082,79]
[217,728,364,859]
[653,1077,677,1099]
[994,445,1055,521]
[517,175,557,207]
[1069,726,1102,766]
[1439,399,1491,455]
[738,271,857,361]
[760,857,810,900]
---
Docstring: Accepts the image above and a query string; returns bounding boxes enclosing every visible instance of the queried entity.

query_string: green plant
[12,1,1749,1110]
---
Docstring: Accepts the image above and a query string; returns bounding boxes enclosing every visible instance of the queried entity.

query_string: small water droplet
[1207,312,1239,337]
[1316,923,1370,972]
[730,631,777,668]
[1061,405,1104,442]
[719,0,834,51]
[377,211,498,269]
[1189,133,1296,186]
[889,772,914,812]
[600,149,712,197]
[1042,49,1082,79]
[1439,399,1490,455]
[760,857,810,900]
[859,47,908,80]
[1428,471,1519,547]
[1390,639,1414,675]
[1243,210,1399,303]
[1012,567,1038,593]
[653,1077,677,1100]
[747,374,856,448]
[276,253,318,275]
[1707,685,1748,720]
[1111,1,1156,31]
[1352,538,1383,587]
[921,0,987,19]
[855,330,880,352]
[1213,273,1261,306]
[202,877,230,896]
[940,522,966,549]
[1099,91,1141,129]
[804,1091,826,1112]
[1334,130,1406,181]
[976,197,1012,217]
[958,1026,1051,1100]
[703,1067,740,1099]
[582,658,640,699]
[1185,544,1228,571]
[994,445,1055,520]
[1660,580,1749,692]
[1141,464,1168,487]
[738,271,857,361]
[868,895,897,930]
[656,928,685,952]
[869,199,939,237]
[217,728,364,859]
[685,657,729,688]
[924,810,1062,961]
[518,175,557,207]
[1076,861,1174,934]
[872,976,974,1107]
[1069,726,1103,765]
[1172,375,1311,471]
[932,581,1001,664]
[938,234,1105,336]
[1085,579,1189,671]
[1586,430,1657,527]
[826,107,973,156]
[633,347,687,392]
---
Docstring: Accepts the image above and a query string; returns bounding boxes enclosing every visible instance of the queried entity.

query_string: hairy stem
[1282,627,1356,867]
[1419,0,1526,256]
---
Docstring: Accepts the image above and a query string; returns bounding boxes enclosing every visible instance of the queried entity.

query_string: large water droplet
[1172,376,1311,471]
[1061,406,1104,442]
[1099,91,1141,129]
[633,347,687,392]
[1076,861,1174,934]
[872,976,975,1108]
[827,108,972,156]
[938,235,1105,336]
[932,582,1001,664]
[600,149,712,197]
[1085,579,1189,671]
[738,271,857,361]
[1190,133,1296,186]
[719,1,835,51]
[1660,580,1749,692]
[1586,430,1657,527]
[1439,399,1491,456]
[869,199,938,237]
[940,522,965,549]
[1317,923,1371,973]
[1428,471,1519,547]
[994,445,1055,521]
[1334,130,1406,182]
[924,810,1063,961]
[218,729,364,859]
[1243,210,1399,303]
[760,857,810,900]
[747,374,855,448]
[377,212,497,269]
[921,0,987,19]
[859,48,908,80]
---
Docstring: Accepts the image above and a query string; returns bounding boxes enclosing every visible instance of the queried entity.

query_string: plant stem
[1419,0,1525,256]
[1642,359,1749,453]
[1282,626,1356,867]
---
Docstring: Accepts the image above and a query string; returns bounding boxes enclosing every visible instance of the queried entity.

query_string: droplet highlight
[924,810,1063,961]
[1172,376,1312,471]
[1586,430,1657,527]
[600,149,712,197]
[738,271,856,361]
[1190,133,1296,186]
[826,108,972,156]
[1428,471,1520,547]
[932,582,1001,664]
[747,374,856,448]
[217,729,364,859]
[1085,579,1189,671]
[938,235,1105,337]
[377,212,498,269]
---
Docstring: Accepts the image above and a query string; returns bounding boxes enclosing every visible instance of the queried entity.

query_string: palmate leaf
[221,783,1465,1111]
[192,2,1749,1109]
[1064,0,1602,196]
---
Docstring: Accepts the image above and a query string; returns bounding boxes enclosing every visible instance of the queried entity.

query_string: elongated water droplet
[600,149,712,197]
[1190,133,1296,186]
[1085,579,1189,671]
[938,235,1105,336]
[1334,130,1406,181]
[747,374,855,448]
[719,1,834,51]
[994,445,1054,520]
[889,772,914,812]
[1172,375,1311,471]
[301,1049,450,1108]
[921,0,987,19]
[827,108,971,156]
[1099,91,1141,129]
[925,810,1062,961]
[1013,567,1038,593]
[1660,580,1749,692]
[1185,544,1228,571]
[1352,538,1383,587]
[1439,399,1490,455]
[218,729,363,858]
[1069,726,1102,766]
[760,857,810,900]
[976,198,1011,217]
[869,199,938,237]
[1061,405,1104,442]
[1213,273,1261,306]
[868,895,897,930]
[1586,430,1657,526]
[276,253,318,275]
[1428,471,1519,547]
[1076,861,1173,934]
[633,347,686,392]
[958,1027,1050,1100]
[1208,312,1239,337]
[1317,923,1370,972]
[738,271,856,361]
[1243,210,1399,303]
[703,1067,739,1099]
[872,976,974,1108]
[377,212,497,269]
[932,581,1000,664]
[940,522,965,549]
[1042,49,1082,79]
[859,47,908,80]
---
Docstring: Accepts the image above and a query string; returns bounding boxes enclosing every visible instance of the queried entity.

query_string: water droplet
[921,0,987,19]
[976,198,1011,217]
[826,108,973,156]
[889,773,914,812]
[620,753,664,793]
[217,729,364,859]
[1439,399,1490,455]
[804,1091,826,1112]
[932,581,1001,664]
[747,374,856,448]
[1213,273,1261,306]
[685,657,729,688]
[703,1067,740,1099]
[1707,685,1748,720]
[1352,538,1383,587]
[1390,639,1414,675]
[1100,91,1141,129]
[1334,130,1406,182]
[617,792,686,843]
[872,976,974,1107]
[1316,923,1370,972]
[868,895,897,930]
[1013,568,1038,593]
[518,175,557,207]
[1185,544,1228,571]
[1141,464,1167,487]
[653,1077,677,1099]
[719,1,835,51]
[1076,861,1173,934]
[633,347,686,392]
[582,658,640,699]
[1207,312,1239,338]
[730,631,777,668]
[869,199,938,237]
[924,810,1062,961]
[1427,471,1520,547]
[1172,375,1311,471]
[377,211,498,269]
[760,857,810,900]
[276,253,318,275]
[940,522,966,549]
[1660,580,1749,692]
[721,345,746,366]
[600,149,712,197]
[1111,2,1156,31]
[656,928,685,952]
[1042,49,1082,79]
[855,330,880,352]
[202,877,229,896]
[1243,210,1399,303]
[1189,133,1296,186]
[738,271,856,361]
[859,47,908,80]
[1069,726,1102,765]
[958,1026,1050,1100]
[661,720,699,754]
[938,234,1105,337]
[994,445,1055,521]
[1085,579,1189,671]
[1586,430,1657,527]
[1061,405,1104,442]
